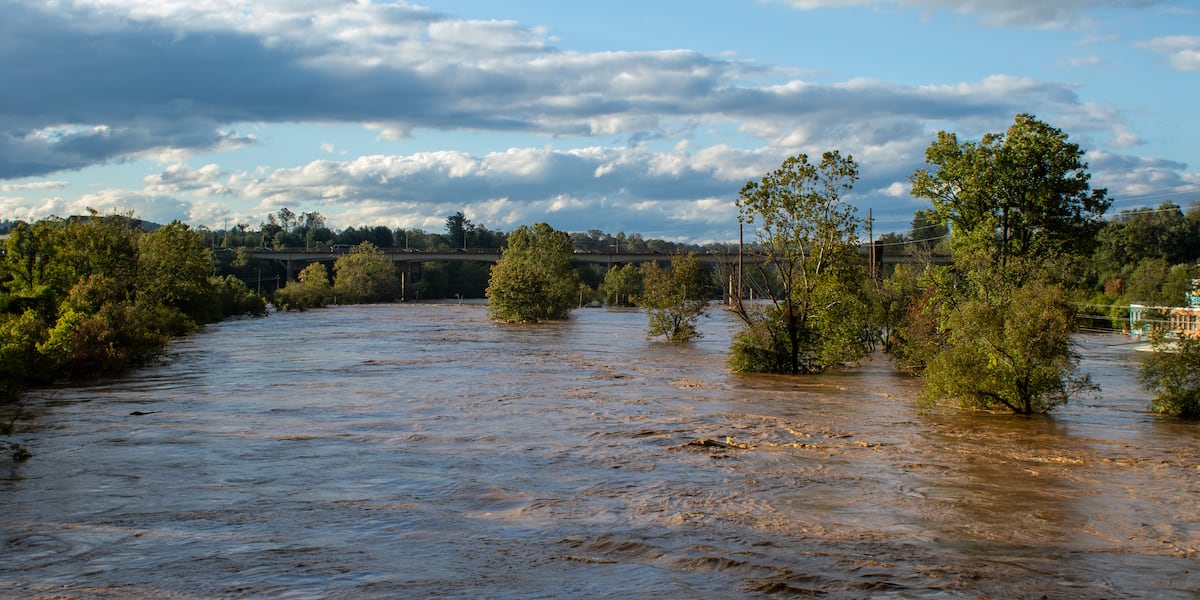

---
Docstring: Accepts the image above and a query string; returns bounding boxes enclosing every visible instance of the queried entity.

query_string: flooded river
[1,304,1197,598]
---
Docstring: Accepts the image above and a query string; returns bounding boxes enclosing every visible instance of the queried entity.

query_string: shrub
[1139,334,1200,418]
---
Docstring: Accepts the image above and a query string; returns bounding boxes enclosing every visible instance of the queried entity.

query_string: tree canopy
[900,114,1106,413]
[637,253,709,342]
[333,242,399,303]
[730,151,871,374]
[0,213,266,400]
[485,223,580,323]
[275,262,334,310]
[910,113,1111,282]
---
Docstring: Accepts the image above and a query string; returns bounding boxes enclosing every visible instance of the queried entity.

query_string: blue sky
[1,0,1198,241]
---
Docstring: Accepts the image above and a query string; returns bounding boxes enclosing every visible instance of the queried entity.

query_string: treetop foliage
[731,151,871,374]
[898,114,1109,413]
[911,113,1110,282]
[485,223,581,323]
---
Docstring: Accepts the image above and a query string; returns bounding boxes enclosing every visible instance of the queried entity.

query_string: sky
[1,0,1198,242]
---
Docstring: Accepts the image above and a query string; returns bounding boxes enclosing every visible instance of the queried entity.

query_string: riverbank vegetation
[0,213,266,403]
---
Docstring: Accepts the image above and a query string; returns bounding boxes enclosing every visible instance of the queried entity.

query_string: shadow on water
[1,305,1197,598]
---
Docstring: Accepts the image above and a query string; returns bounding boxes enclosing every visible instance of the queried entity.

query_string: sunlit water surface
[1,304,1197,598]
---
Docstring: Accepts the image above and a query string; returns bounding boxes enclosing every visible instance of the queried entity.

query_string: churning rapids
[1,304,1197,599]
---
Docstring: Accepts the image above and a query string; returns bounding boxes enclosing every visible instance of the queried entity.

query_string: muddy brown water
[1,304,1197,599]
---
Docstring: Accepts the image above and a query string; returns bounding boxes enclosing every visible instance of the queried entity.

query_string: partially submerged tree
[730,151,871,374]
[904,114,1108,413]
[486,222,580,323]
[637,253,709,342]
[919,281,1095,414]
[603,263,642,307]
[333,242,399,303]
[275,262,334,311]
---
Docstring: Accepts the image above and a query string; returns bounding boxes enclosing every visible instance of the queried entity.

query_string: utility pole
[867,208,875,281]
[737,221,744,309]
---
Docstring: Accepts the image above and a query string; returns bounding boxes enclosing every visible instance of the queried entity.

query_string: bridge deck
[245,248,949,266]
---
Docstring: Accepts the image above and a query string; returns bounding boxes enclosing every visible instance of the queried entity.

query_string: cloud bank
[1,0,1196,240]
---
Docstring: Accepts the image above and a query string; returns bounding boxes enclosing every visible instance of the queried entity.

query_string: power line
[870,233,951,248]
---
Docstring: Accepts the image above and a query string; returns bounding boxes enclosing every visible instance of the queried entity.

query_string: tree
[1139,333,1200,418]
[486,223,580,323]
[0,309,50,399]
[1091,203,1200,306]
[875,263,938,356]
[910,113,1110,283]
[2,213,140,320]
[136,221,216,323]
[603,263,642,306]
[0,212,268,401]
[333,242,399,303]
[637,253,709,341]
[277,208,296,233]
[903,115,1108,413]
[298,211,327,250]
[275,263,334,310]
[730,151,871,374]
[919,282,1095,414]
[446,211,473,250]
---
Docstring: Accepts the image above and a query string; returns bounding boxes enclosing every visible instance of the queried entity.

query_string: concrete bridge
[246,248,744,280]
[244,246,950,280]
[245,247,741,265]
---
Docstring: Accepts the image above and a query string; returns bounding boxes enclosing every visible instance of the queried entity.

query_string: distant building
[1129,279,1200,339]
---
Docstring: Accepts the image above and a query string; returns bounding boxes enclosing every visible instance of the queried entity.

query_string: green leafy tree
[1,214,140,320]
[445,261,492,298]
[637,253,708,341]
[333,242,399,303]
[275,263,335,310]
[730,150,870,374]
[911,113,1110,283]
[0,310,50,399]
[1139,333,1200,418]
[136,221,217,323]
[904,115,1109,413]
[1093,203,1198,280]
[919,282,1095,414]
[210,275,268,317]
[875,263,938,355]
[603,263,643,306]
[486,223,580,323]
[1,220,66,319]
[413,262,450,299]
[39,275,181,376]
[0,212,267,401]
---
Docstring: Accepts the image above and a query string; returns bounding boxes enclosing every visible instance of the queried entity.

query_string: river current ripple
[1,304,1197,598]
